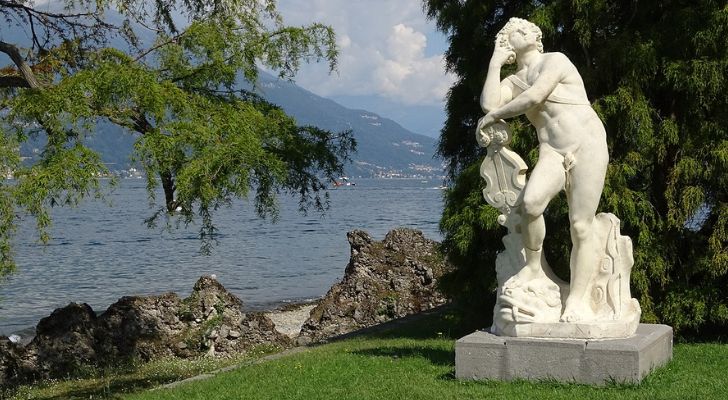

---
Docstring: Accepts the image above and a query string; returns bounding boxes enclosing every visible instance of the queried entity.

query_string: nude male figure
[478,18,608,322]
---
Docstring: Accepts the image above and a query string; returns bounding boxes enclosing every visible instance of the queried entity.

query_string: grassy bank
[122,313,727,400]
[7,311,728,399]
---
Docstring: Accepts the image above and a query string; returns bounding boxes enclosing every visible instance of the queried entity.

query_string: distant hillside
[18,73,443,178]
[252,71,443,178]
[19,123,139,174]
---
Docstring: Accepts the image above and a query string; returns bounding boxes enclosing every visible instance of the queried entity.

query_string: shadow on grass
[352,344,454,367]
[438,370,457,381]
[6,373,182,400]
[330,305,479,343]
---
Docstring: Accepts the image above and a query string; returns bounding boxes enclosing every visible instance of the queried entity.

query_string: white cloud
[337,34,351,49]
[276,0,456,106]
[387,24,426,62]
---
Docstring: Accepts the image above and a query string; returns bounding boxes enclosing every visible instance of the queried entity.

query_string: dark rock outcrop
[30,303,99,380]
[96,293,185,361]
[298,228,452,344]
[0,276,290,387]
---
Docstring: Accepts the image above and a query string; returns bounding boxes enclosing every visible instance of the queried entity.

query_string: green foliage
[424,0,728,333]
[0,1,355,274]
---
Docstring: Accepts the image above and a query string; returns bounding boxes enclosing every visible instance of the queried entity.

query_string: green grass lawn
[7,311,728,399]
[123,312,727,400]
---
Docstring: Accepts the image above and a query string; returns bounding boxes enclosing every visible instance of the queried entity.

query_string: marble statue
[477,18,641,338]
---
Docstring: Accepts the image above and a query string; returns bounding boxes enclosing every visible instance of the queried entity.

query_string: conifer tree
[0,1,355,275]
[424,0,728,333]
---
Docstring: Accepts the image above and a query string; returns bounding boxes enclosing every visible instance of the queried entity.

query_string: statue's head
[496,18,543,64]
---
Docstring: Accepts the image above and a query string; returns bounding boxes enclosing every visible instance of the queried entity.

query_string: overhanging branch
[0,0,97,20]
[0,41,41,89]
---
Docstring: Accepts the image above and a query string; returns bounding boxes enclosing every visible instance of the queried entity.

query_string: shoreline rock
[0,276,290,387]
[298,228,452,344]
[0,228,452,388]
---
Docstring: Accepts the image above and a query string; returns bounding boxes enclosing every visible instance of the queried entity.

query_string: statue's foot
[560,303,593,322]
[504,265,547,289]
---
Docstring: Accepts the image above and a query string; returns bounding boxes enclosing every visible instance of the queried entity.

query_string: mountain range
[16,72,444,178]
[252,71,443,178]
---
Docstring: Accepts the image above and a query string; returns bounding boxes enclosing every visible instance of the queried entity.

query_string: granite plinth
[455,324,672,385]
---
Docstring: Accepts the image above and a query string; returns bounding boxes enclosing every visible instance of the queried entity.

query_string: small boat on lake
[331,176,356,188]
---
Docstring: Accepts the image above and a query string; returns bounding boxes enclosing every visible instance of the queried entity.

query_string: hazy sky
[276,0,455,137]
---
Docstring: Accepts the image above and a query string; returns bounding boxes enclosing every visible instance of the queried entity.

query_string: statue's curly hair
[495,18,543,64]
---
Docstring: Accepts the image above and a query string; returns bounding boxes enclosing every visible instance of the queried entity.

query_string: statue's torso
[509,53,606,156]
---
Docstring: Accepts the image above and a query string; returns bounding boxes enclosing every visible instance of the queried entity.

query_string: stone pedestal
[455,324,672,385]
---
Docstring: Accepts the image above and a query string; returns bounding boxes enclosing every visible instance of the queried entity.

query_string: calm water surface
[0,178,444,335]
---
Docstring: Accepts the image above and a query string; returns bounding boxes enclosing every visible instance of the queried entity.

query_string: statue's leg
[560,146,608,322]
[506,146,564,287]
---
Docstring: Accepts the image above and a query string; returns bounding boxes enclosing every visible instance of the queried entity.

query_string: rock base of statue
[455,324,672,385]
[491,212,642,339]
[493,310,641,338]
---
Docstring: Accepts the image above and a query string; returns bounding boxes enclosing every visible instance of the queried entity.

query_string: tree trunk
[160,170,177,212]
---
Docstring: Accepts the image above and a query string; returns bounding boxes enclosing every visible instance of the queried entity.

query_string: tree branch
[131,110,153,133]
[0,0,97,20]
[25,8,42,51]
[1,0,119,49]
[134,31,187,62]
[0,41,41,88]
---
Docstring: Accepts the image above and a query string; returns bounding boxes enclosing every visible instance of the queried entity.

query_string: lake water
[0,178,445,335]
